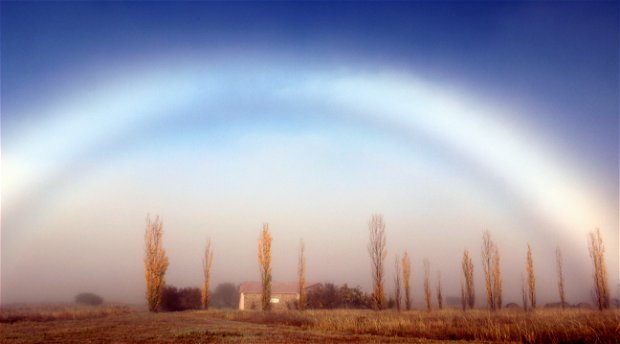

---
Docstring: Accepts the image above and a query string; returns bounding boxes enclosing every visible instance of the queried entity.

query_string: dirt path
[1,312,445,343]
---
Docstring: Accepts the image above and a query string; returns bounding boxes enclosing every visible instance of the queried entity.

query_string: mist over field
[1,2,618,309]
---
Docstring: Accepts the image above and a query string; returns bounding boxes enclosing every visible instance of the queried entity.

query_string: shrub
[210,283,240,308]
[75,293,104,306]
[160,286,201,311]
[179,287,201,310]
[306,283,371,309]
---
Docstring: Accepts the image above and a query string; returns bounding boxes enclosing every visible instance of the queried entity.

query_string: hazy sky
[1,2,618,306]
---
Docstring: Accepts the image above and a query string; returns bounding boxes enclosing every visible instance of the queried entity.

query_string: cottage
[238,281,317,310]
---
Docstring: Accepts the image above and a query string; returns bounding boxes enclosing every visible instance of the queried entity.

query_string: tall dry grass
[0,304,132,323]
[206,308,620,343]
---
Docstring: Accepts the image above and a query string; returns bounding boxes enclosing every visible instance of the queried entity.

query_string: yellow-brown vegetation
[492,247,502,310]
[423,258,432,311]
[206,308,620,343]
[556,246,566,309]
[436,271,443,310]
[401,250,412,310]
[588,228,609,310]
[0,304,131,323]
[202,237,214,309]
[257,223,273,311]
[394,255,401,311]
[3,307,619,343]
[461,249,475,309]
[482,230,502,311]
[526,243,536,309]
[144,215,169,312]
[298,239,306,311]
[368,213,387,310]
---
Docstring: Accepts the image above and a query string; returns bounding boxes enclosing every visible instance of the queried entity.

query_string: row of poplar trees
[143,215,214,312]
[143,216,307,312]
[144,213,611,312]
[367,213,611,311]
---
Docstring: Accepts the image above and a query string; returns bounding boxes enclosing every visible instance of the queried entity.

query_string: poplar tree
[258,223,273,311]
[144,215,169,312]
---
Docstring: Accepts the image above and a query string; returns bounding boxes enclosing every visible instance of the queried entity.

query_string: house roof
[239,281,319,294]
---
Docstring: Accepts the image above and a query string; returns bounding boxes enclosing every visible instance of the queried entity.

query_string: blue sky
[1,2,618,305]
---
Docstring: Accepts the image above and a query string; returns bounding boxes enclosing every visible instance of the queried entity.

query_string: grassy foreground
[1,305,618,343]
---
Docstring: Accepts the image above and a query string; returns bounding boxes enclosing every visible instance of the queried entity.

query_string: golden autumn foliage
[481,230,502,311]
[394,255,401,312]
[401,250,412,310]
[521,273,528,311]
[588,228,609,310]
[492,245,502,310]
[556,246,566,309]
[202,238,213,309]
[436,271,443,310]
[526,243,536,309]
[144,215,169,312]
[298,239,306,311]
[461,249,475,309]
[368,214,387,310]
[423,258,432,311]
[258,223,273,311]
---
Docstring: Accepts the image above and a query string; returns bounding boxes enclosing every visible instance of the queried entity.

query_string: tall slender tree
[492,245,502,310]
[460,283,467,311]
[482,231,495,310]
[394,255,402,311]
[368,214,387,310]
[436,271,443,310]
[521,273,528,311]
[201,238,213,309]
[461,249,475,309]
[556,246,566,309]
[526,243,536,309]
[402,250,412,310]
[423,258,432,311]
[588,228,609,310]
[298,239,306,311]
[482,230,501,311]
[258,223,273,311]
[144,215,169,312]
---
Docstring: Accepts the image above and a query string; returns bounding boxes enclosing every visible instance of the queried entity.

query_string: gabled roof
[239,281,319,294]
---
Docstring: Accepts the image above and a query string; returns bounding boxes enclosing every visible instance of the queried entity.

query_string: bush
[306,283,371,309]
[160,286,201,311]
[210,283,240,308]
[75,293,104,306]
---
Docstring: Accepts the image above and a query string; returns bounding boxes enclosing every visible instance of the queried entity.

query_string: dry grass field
[1,305,618,343]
